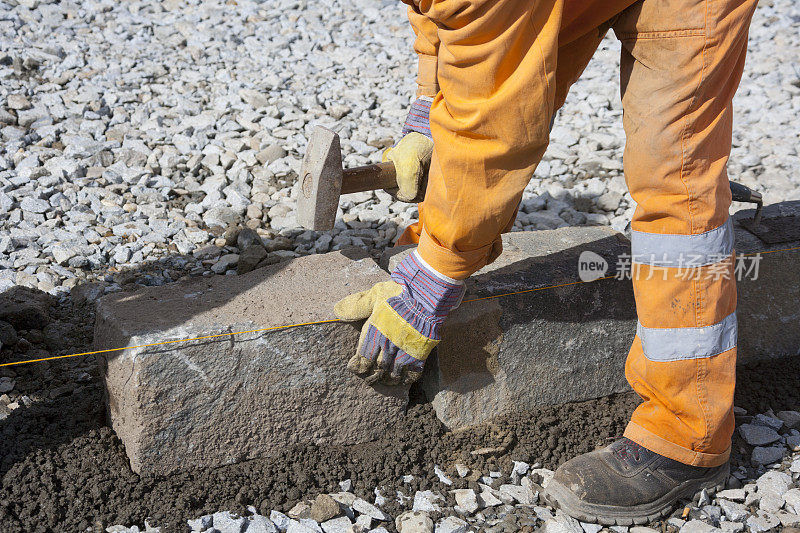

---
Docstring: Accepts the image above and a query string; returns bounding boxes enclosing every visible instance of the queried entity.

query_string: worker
[334,0,757,524]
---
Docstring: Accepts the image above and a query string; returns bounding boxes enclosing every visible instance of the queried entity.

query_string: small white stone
[270,511,292,531]
[187,514,213,532]
[434,465,452,486]
[477,485,503,508]
[756,470,792,499]
[778,511,800,528]
[319,516,352,533]
[434,516,469,533]
[498,484,529,505]
[521,476,541,504]
[541,512,583,533]
[511,460,529,483]
[580,523,602,533]
[248,514,279,533]
[395,511,433,533]
[329,492,356,507]
[20,197,50,214]
[679,520,718,533]
[454,464,470,478]
[212,511,247,533]
[746,511,781,533]
[716,488,746,502]
[702,506,722,524]
[745,486,761,507]
[785,488,800,513]
[760,491,784,512]
[530,468,555,488]
[719,499,749,523]
[355,514,372,529]
[719,522,744,533]
[451,489,479,515]
[286,520,321,533]
[287,502,311,519]
[352,498,390,522]
[7,94,31,110]
[412,491,443,513]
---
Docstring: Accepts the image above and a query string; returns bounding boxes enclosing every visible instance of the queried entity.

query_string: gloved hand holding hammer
[382,97,435,202]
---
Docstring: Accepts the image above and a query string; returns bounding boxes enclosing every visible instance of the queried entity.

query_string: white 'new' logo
[577,250,608,282]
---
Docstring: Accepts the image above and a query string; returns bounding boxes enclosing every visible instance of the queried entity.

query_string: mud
[1,283,798,533]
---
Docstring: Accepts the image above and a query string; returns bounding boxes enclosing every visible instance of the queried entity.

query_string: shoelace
[613,438,645,463]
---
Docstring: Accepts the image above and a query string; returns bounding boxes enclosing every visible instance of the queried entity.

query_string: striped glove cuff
[388,250,465,341]
[401,97,433,139]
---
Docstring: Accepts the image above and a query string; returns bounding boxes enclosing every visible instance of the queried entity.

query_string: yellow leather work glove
[334,251,465,386]
[383,132,433,203]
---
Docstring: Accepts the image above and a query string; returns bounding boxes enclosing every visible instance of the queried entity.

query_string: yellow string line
[0,276,615,368]
[0,320,341,368]
[2,245,798,368]
[741,245,800,257]
[462,275,617,303]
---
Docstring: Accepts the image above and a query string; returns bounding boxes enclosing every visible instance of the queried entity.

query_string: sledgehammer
[297,126,418,231]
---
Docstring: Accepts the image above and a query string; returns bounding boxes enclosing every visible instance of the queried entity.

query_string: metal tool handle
[341,161,397,194]
[730,181,761,204]
[729,181,764,225]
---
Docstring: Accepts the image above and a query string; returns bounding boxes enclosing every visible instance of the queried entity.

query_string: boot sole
[543,463,729,526]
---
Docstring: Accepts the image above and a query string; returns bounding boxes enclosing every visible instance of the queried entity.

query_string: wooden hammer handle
[341,161,397,194]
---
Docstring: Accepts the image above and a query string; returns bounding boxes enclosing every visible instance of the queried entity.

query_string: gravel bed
[0,0,798,296]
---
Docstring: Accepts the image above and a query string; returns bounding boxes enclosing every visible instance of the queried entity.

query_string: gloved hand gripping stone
[334,251,464,386]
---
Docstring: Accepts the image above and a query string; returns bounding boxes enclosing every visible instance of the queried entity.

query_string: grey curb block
[95,249,407,475]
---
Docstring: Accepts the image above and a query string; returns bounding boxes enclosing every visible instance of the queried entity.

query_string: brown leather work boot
[544,438,729,526]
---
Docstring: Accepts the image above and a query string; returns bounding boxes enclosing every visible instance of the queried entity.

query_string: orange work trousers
[399,0,758,467]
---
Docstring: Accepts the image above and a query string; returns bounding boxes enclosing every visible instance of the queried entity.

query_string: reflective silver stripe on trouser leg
[630,218,734,268]
[637,311,738,362]
[631,218,737,362]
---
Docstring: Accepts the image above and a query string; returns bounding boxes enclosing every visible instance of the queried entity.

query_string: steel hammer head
[296,126,343,231]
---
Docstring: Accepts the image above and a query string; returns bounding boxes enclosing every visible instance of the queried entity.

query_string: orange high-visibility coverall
[398,0,758,467]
